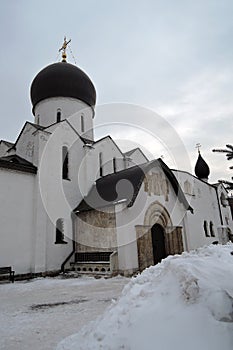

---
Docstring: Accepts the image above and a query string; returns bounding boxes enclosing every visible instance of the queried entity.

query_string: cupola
[30,61,96,115]
[195,150,210,181]
[29,37,96,138]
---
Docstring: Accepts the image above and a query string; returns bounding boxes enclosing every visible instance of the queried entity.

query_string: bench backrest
[0,267,12,274]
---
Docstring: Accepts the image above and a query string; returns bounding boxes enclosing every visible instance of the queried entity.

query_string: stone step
[70,262,111,275]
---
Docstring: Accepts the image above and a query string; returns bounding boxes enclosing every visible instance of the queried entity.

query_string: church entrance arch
[136,201,184,271]
[151,223,166,265]
[144,201,172,228]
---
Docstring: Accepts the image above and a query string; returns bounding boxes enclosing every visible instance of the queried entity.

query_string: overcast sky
[0,0,233,183]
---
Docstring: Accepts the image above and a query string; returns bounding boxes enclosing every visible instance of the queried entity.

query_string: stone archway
[136,201,184,271]
[144,201,172,228]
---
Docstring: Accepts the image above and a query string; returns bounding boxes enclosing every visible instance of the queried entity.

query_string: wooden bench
[0,267,15,283]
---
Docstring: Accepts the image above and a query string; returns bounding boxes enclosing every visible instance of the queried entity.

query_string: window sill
[55,241,68,245]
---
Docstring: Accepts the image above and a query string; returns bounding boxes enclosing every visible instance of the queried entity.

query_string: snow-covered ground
[57,244,233,350]
[0,275,129,350]
[1,244,233,350]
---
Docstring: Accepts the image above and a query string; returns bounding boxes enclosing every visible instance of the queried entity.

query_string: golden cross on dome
[196,143,201,154]
[59,36,71,62]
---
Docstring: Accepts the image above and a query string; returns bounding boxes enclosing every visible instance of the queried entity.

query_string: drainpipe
[61,212,76,273]
[215,186,223,226]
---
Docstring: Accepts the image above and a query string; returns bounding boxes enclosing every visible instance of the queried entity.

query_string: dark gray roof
[0,140,14,148]
[30,62,96,114]
[28,122,45,131]
[74,159,193,213]
[0,155,37,174]
[80,136,95,145]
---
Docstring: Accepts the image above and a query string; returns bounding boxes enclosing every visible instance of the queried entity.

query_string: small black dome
[195,153,210,179]
[30,62,96,114]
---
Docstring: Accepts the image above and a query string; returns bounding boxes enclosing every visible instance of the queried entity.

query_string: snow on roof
[57,243,233,350]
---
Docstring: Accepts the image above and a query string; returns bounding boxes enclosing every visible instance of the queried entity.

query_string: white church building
[0,45,233,278]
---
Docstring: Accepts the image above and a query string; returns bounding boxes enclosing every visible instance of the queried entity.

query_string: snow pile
[57,244,233,350]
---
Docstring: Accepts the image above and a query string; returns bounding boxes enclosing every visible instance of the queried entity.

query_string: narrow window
[55,219,67,244]
[57,109,61,123]
[62,146,69,180]
[210,221,215,237]
[81,114,85,133]
[220,192,227,207]
[204,221,209,237]
[113,157,116,173]
[99,152,103,177]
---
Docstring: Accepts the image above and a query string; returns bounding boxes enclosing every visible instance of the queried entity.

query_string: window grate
[75,252,112,262]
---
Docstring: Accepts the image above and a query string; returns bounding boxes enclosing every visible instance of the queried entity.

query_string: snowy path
[0,276,129,350]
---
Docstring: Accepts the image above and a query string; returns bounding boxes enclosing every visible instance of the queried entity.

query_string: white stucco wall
[115,166,188,272]
[0,166,73,275]
[15,123,39,165]
[0,168,35,274]
[125,148,148,168]
[80,137,126,197]
[34,97,94,140]
[216,184,233,229]
[172,170,231,249]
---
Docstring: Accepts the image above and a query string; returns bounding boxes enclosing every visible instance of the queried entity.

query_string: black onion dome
[30,62,96,114]
[195,153,210,179]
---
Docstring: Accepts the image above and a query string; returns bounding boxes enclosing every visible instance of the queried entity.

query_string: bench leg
[10,271,15,283]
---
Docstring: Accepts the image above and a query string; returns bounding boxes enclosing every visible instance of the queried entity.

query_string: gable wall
[115,166,187,273]
[15,124,38,165]
[125,148,148,168]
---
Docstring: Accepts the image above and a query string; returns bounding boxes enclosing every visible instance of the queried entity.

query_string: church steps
[70,261,111,276]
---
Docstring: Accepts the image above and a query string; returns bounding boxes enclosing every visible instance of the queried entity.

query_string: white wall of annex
[0,169,35,274]
[173,171,224,249]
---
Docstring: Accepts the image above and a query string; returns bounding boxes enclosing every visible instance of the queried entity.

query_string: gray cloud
[0,0,233,183]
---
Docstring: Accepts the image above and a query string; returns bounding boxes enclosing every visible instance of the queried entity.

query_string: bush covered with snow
[57,244,233,350]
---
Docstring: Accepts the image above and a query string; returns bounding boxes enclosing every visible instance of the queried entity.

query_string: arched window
[55,219,67,244]
[99,152,103,177]
[204,220,209,237]
[57,109,61,123]
[209,221,215,237]
[220,192,227,207]
[62,146,69,180]
[81,114,85,133]
[113,157,116,173]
